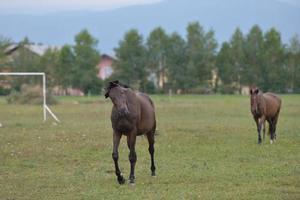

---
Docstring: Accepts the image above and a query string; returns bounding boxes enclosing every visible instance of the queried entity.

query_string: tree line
[0,30,102,95]
[1,22,300,95]
[113,22,300,94]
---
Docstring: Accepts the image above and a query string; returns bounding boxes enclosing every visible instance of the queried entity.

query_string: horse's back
[264,92,281,105]
[263,92,281,117]
[137,92,154,108]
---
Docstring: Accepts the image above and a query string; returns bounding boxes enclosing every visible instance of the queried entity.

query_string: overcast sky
[0,0,163,14]
[277,0,300,7]
[1,0,300,14]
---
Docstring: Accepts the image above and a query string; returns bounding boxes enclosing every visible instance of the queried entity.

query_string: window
[104,66,113,78]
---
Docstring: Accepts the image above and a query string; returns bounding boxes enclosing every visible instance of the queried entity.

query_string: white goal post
[0,72,60,122]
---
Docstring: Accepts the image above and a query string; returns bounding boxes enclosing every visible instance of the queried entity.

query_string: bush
[187,86,213,94]
[83,78,104,96]
[217,85,238,94]
[0,87,11,96]
[6,84,57,105]
[142,81,156,94]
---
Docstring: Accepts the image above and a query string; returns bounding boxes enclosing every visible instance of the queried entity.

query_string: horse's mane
[263,92,281,102]
[105,80,130,98]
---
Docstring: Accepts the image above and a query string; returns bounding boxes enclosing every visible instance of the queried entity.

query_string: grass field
[0,95,299,200]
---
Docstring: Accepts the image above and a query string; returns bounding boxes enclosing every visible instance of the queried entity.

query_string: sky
[0,0,163,14]
[277,0,300,7]
[1,0,300,14]
[0,0,299,53]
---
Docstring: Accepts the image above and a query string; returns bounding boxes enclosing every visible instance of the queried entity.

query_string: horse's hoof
[129,181,135,186]
[258,141,262,145]
[151,172,156,177]
[129,179,135,185]
[118,176,126,185]
[270,140,273,144]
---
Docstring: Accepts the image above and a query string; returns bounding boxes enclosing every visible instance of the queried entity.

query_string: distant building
[5,43,60,62]
[1,43,59,90]
[2,45,117,95]
[241,86,250,95]
[97,54,115,80]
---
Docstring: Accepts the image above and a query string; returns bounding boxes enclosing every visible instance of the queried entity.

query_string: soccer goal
[0,72,60,122]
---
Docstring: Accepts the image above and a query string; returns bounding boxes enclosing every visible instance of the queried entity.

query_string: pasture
[0,95,299,199]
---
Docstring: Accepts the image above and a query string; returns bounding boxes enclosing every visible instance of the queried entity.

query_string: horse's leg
[269,119,275,144]
[127,133,137,184]
[259,116,266,144]
[112,132,125,184]
[147,130,156,176]
[273,112,280,141]
[254,117,262,144]
[268,120,273,144]
[269,115,279,144]
[273,122,277,142]
[262,120,266,141]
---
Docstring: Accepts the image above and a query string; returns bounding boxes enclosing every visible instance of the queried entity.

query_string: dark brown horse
[249,86,282,144]
[105,80,156,184]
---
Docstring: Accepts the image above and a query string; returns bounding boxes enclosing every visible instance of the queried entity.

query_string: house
[1,43,59,91]
[2,44,116,95]
[97,54,114,80]
[5,43,60,62]
[0,43,86,96]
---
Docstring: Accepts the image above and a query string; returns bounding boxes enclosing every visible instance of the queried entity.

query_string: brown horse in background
[249,86,282,144]
[105,80,156,184]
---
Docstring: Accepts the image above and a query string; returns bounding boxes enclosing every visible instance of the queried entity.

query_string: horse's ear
[249,88,253,95]
[107,80,119,87]
[104,87,110,98]
[105,81,117,98]
[105,91,109,98]
[112,80,119,85]
[254,88,259,94]
[122,84,129,88]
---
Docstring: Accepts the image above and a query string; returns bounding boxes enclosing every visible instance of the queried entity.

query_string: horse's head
[249,86,261,114]
[105,80,130,116]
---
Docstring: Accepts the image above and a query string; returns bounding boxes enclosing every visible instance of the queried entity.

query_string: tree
[55,45,76,91]
[11,37,40,72]
[263,28,286,92]
[113,29,147,90]
[166,32,188,92]
[146,27,169,89]
[39,48,60,87]
[243,25,265,87]
[217,28,246,93]
[186,22,217,90]
[216,42,234,85]
[0,35,11,69]
[73,29,101,95]
[286,34,300,92]
[230,28,246,92]
[10,37,41,90]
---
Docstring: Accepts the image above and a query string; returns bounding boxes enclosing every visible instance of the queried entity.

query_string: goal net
[0,72,60,122]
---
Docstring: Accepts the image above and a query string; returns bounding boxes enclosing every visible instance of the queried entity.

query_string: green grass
[0,95,299,200]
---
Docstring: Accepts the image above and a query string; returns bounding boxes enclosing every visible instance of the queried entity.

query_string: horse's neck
[126,90,136,101]
[258,93,267,109]
[258,92,264,99]
[126,90,139,111]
